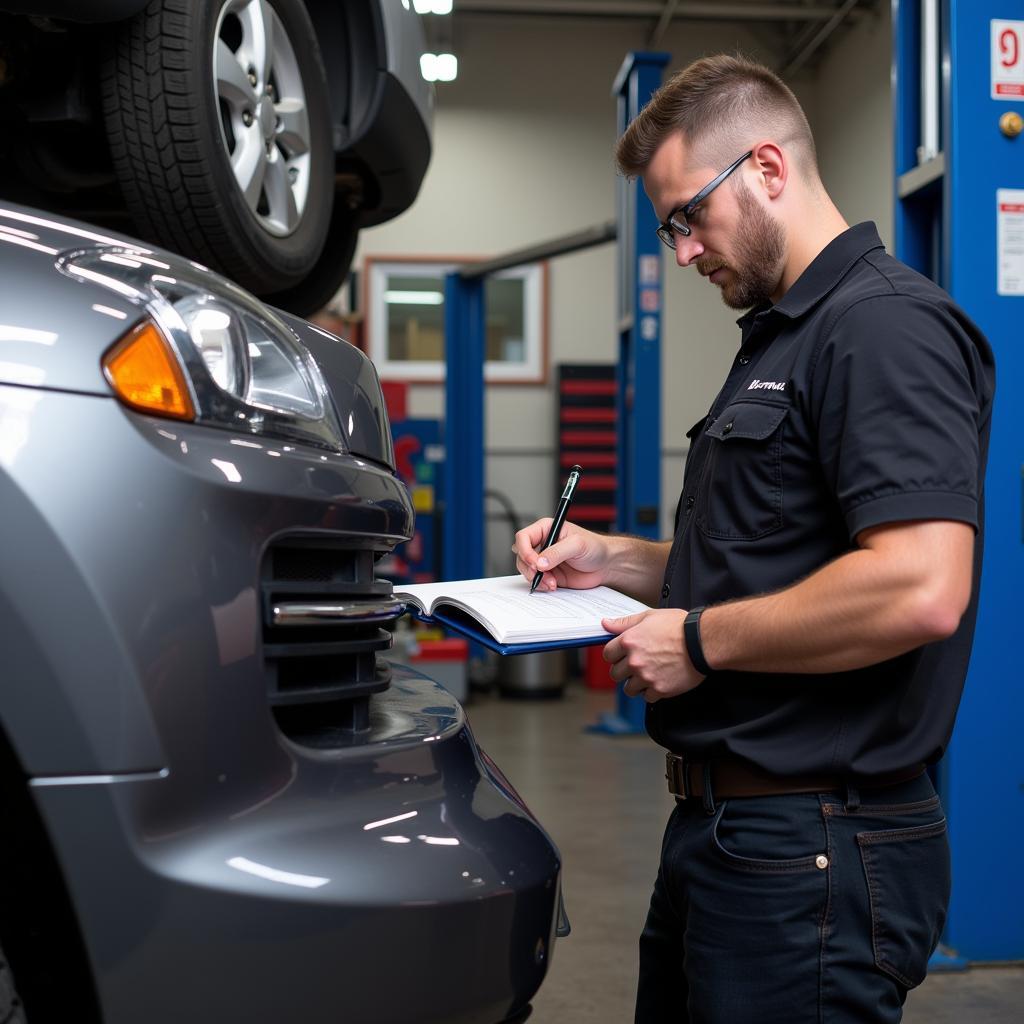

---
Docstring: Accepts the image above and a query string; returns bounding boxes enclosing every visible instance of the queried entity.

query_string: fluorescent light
[226,856,330,889]
[420,52,458,83]
[435,53,458,81]
[0,325,58,345]
[91,304,129,320]
[211,459,242,483]
[385,289,444,305]
[414,0,453,12]
[363,811,418,831]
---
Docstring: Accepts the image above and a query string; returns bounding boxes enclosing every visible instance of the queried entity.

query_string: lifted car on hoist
[0,0,433,313]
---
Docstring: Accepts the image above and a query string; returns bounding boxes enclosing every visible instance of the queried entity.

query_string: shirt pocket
[696,401,788,541]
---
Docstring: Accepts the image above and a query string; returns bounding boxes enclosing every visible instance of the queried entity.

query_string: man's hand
[601,608,706,703]
[513,518,613,592]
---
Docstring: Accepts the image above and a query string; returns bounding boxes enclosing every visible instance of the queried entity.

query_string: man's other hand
[602,608,706,702]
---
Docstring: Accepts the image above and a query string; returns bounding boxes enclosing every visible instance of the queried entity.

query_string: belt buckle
[666,753,691,799]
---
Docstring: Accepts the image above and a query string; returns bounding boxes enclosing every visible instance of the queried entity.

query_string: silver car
[0,204,563,1024]
[0,1,432,313]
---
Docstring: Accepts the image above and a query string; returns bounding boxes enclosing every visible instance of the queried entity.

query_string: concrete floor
[465,683,1024,1023]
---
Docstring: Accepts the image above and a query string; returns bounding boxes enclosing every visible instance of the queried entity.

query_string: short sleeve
[810,295,987,539]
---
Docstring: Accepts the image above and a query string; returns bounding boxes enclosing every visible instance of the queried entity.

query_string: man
[514,55,994,1023]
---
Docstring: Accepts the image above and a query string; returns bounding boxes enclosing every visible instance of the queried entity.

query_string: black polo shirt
[653,222,995,778]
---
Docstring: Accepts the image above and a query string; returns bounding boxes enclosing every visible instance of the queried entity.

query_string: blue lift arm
[895,0,1024,962]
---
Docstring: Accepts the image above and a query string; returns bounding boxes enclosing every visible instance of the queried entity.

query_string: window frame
[363,255,549,384]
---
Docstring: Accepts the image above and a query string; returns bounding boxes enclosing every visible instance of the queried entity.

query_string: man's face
[643,135,786,310]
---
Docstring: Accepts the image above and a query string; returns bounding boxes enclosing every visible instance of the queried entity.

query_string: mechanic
[513,55,995,1023]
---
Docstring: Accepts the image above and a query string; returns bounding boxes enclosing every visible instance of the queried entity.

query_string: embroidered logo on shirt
[746,379,787,392]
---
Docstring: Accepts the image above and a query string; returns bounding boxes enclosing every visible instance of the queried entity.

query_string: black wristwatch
[683,606,714,676]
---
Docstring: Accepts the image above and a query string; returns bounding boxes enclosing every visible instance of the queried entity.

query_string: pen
[530,464,583,594]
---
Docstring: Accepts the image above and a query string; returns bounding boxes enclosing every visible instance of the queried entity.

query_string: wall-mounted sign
[997,189,1024,295]
[992,20,1024,99]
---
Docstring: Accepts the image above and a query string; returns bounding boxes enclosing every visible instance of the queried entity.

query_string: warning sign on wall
[997,189,1024,295]
[992,20,1024,99]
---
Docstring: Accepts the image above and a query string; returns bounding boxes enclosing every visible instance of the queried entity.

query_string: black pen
[530,464,583,594]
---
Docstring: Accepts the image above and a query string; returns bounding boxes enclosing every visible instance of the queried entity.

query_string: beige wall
[354,8,893,568]
[811,3,894,250]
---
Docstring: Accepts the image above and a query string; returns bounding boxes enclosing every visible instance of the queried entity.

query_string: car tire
[263,198,358,315]
[101,0,335,296]
[0,943,26,1024]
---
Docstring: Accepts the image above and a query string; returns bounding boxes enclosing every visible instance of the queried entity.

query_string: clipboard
[408,606,613,656]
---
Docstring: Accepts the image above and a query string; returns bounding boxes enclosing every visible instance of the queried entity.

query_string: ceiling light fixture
[413,0,454,14]
[420,52,458,83]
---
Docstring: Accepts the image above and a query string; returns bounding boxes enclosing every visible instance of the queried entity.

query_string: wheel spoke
[262,153,299,233]
[232,137,268,212]
[215,38,257,112]
[238,0,275,88]
[274,98,310,157]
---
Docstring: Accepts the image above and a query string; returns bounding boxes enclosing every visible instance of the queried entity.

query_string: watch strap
[683,606,714,676]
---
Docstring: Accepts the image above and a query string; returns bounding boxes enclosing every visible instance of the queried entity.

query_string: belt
[665,754,926,801]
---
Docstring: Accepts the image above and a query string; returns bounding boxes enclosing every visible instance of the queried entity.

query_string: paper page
[394,576,647,643]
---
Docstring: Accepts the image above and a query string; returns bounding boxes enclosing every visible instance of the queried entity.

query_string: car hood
[0,203,394,467]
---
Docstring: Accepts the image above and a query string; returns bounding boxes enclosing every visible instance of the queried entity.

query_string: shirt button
[661,584,671,599]
[722,421,734,434]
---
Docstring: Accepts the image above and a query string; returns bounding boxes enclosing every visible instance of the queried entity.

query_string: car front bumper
[1,385,560,1023]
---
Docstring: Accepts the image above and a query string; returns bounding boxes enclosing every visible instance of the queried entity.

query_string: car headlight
[57,246,343,451]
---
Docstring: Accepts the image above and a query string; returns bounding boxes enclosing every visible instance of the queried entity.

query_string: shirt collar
[772,221,886,319]
[733,222,885,348]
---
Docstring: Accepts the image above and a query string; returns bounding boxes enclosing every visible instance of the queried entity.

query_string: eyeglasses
[655,150,753,250]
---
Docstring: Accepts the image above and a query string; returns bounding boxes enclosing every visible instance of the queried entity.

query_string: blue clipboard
[407,606,612,656]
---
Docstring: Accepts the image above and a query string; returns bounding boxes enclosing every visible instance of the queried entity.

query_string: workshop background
[351,2,1023,1021]
[354,1,891,552]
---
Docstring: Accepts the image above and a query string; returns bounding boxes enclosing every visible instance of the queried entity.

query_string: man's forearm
[604,536,672,606]
[700,522,973,674]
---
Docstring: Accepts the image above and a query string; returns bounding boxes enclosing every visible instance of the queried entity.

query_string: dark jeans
[636,773,950,1023]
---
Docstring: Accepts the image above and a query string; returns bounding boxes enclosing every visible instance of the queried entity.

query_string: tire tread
[0,949,27,1024]
[100,0,331,292]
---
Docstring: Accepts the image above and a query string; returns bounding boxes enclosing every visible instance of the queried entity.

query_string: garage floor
[465,683,1024,1023]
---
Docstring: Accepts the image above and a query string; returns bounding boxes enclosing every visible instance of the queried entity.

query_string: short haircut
[615,54,818,181]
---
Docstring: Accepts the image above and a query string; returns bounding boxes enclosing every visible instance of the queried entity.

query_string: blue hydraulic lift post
[614,51,670,541]
[588,51,670,736]
[894,0,1024,962]
[441,271,485,583]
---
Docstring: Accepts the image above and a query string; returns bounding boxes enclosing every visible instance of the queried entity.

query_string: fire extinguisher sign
[992,20,1024,99]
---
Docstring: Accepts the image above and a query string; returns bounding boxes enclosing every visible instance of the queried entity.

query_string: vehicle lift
[894,0,1023,964]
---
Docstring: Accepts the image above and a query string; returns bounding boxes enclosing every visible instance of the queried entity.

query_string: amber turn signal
[102,319,195,421]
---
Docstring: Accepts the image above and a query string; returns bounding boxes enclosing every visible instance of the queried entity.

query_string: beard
[695,181,786,310]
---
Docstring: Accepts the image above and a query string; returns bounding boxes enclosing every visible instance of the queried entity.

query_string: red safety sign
[992,20,1024,99]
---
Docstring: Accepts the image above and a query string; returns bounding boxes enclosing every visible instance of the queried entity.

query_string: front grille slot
[272,546,365,583]
[262,537,404,743]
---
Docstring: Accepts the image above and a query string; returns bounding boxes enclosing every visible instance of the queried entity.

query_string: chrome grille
[262,537,403,740]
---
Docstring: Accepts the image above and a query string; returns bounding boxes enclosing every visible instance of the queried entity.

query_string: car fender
[0,468,166,777]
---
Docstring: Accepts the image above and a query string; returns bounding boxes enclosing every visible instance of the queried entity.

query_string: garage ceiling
[446,0,879,77]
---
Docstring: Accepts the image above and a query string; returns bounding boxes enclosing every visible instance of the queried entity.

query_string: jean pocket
[710,798,824,874]
[857,818,950,988]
